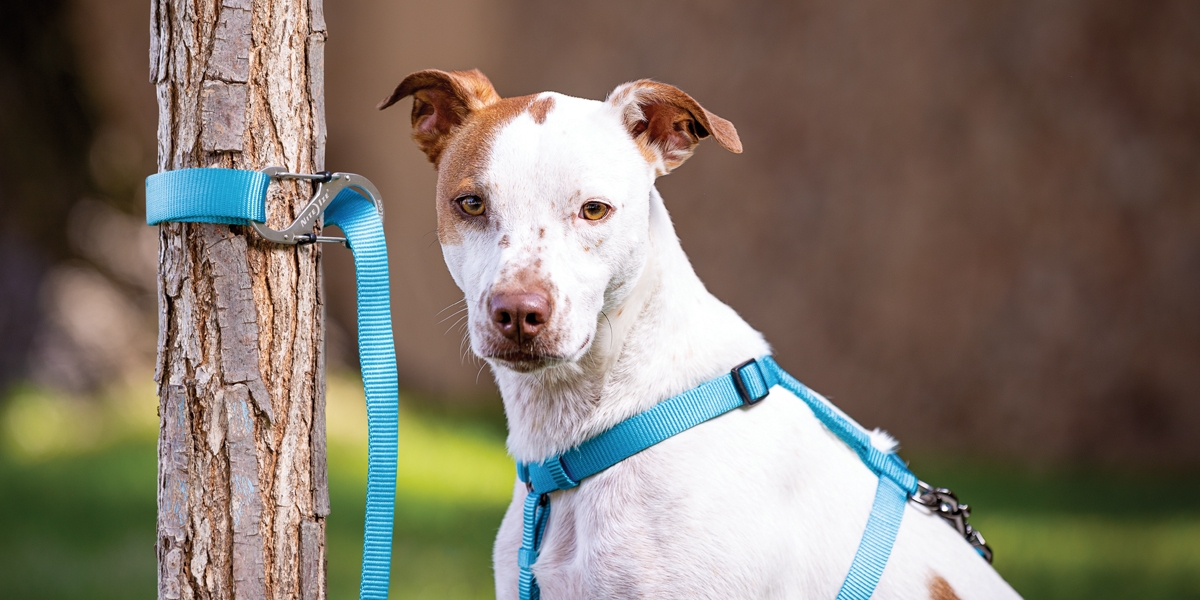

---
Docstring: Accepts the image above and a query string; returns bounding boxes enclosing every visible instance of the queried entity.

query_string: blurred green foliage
[0,375,1197,599]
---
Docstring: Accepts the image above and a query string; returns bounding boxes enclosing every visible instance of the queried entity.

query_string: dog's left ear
[607,80,742,174]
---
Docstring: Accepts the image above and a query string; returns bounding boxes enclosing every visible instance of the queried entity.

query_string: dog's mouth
[483,336,592,373]
[484,350,564,372]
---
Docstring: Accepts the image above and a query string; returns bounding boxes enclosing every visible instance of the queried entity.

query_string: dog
[379,69,1020,600]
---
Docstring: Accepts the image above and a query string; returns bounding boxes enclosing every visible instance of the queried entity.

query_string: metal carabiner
[913,480,994,563]
[250,166,384,245]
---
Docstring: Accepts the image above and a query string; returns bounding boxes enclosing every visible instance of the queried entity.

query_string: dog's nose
[489,291,551,343]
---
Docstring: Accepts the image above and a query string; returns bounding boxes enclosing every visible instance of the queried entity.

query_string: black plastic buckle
[731,359,769,406]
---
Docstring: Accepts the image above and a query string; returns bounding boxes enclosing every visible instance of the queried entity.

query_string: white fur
[435,90,1020,599]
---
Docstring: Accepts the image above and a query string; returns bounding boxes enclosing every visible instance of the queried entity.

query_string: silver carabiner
[250,166,384,245]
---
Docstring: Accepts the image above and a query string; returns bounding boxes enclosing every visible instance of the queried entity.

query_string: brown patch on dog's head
[928,574,962,600]
[606,80,741,175]
[378,69,502,164]
[432,95,538,244]
[382,69,545,245]
[528,95,555,124]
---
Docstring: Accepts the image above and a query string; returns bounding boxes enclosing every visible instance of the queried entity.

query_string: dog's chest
[495,389,881,599]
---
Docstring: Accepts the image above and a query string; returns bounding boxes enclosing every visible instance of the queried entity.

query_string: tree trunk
[150,0,329,598]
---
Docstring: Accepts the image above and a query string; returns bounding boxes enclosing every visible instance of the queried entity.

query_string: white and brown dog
[380,69,1020,600]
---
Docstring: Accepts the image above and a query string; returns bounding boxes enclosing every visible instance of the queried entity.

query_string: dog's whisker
[459,331,473,365]
[434,298,467,318]
[444,314,469,336]
[424,227,444,249]
[437,306,468,324]
[600,310,614,354]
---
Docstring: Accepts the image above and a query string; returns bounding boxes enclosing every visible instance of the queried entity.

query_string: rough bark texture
[152,0,328,598]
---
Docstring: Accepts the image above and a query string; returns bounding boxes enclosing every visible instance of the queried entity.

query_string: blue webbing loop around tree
[145,168,269,226]
[516,356,917,600]
[145,167,398,600]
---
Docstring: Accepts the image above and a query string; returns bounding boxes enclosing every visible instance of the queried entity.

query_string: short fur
[383,69,1020,600]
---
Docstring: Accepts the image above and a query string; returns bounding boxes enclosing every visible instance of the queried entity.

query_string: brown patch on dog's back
[528,95,555,124]
[929,574,961,600]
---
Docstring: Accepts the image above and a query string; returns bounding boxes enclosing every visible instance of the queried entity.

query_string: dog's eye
[580,201,611,221]
[457,195,485,216]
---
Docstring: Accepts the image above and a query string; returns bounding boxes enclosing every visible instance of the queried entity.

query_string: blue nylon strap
[325,188,399,600]
[761,356,919,496]
[145,168,269,226]
[835,476,909,600]
[518,359,774,495]
[518,492,549,600]
[515,356,915,600]
[145,168,398,600]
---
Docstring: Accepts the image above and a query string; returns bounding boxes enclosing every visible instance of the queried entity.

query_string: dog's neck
[495,187,770,462]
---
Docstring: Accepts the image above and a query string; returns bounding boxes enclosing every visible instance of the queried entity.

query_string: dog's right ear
[378,69,501,164]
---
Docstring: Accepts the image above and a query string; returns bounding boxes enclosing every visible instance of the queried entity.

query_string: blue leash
[146,167,398,600]
[518,357,941,600]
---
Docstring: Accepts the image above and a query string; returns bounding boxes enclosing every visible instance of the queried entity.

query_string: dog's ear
[606,80,742,174]
[378,69,501,164]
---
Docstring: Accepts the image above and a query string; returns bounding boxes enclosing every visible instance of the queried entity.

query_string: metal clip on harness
[913,481,993,563]
[251,166,384,246]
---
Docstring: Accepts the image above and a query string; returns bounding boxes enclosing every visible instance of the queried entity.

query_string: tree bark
[151,0,328,598]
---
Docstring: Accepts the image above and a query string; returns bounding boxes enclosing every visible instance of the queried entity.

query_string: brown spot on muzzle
[929,574,961,600]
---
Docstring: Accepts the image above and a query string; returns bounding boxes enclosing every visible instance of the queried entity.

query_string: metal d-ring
[250,166,384,245]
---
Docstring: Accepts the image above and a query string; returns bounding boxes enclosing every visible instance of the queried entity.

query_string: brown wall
[48,0,1200,464]
[323,0,1200,464]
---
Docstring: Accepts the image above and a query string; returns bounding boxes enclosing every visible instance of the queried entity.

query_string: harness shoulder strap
[837,476,909,599]
[762,356,915,599]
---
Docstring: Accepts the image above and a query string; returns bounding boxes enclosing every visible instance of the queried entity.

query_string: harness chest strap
[146,168,399,600]
[516,357,920,600]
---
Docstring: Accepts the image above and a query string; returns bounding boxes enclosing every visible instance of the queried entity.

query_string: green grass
[912,460,1200,599]
[0,377,1197,599]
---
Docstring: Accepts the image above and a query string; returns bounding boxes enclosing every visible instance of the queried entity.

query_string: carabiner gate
[250,165,384,245]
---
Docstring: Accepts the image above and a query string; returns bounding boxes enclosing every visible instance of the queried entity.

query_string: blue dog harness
[146,167,398,600]
[516,356,990,600]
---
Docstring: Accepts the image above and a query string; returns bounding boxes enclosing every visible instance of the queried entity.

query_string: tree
[151,0,329,598]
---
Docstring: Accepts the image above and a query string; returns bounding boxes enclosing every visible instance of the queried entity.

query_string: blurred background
[0,0,1197,598]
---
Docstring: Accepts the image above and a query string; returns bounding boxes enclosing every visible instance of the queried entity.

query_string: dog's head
[381,69,741,374]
